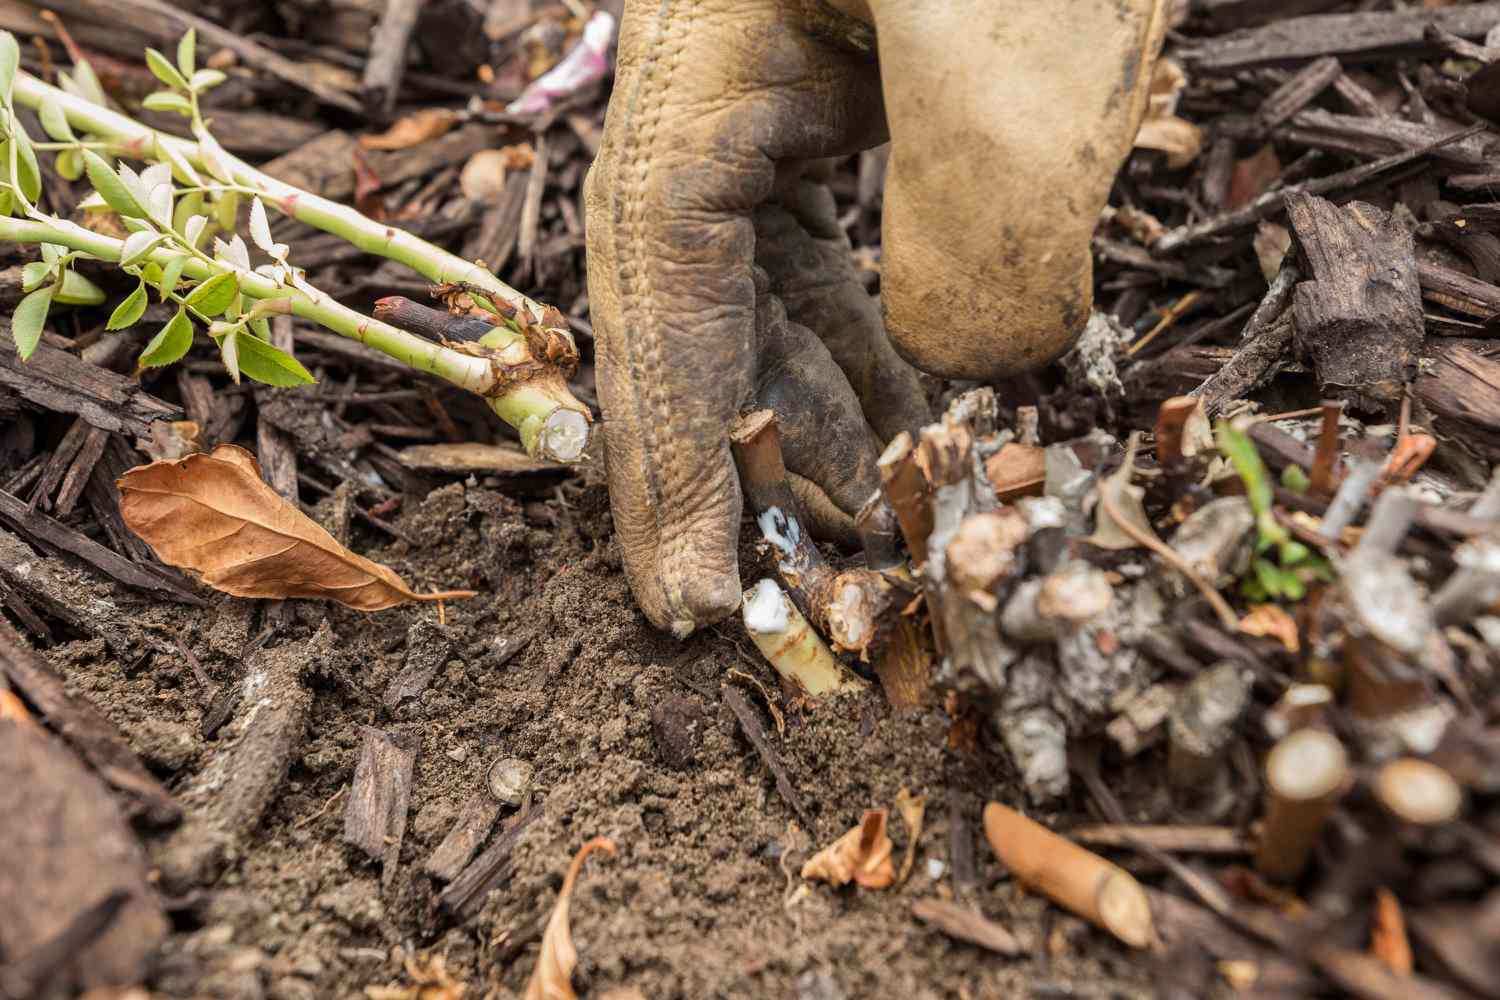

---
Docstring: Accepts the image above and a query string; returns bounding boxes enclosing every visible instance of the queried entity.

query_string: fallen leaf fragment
[525,836,617,1000]
[802,809,895,889]
[118,445,476,610]
[985,443,1046,501]
[359,108,459,150]
[1134,58,1201,168]
[365,953,467,1000]
[1369,887,1413,975]
[137,420,202,462]
[894,787,926,885]
[1253,221,1293,284]
[911,898,1021,955]
[1239,603,1300,653]
[1227,144,1282,212]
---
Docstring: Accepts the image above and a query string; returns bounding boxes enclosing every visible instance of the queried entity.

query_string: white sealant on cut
[757,506,801,560]
[743,578,790,634]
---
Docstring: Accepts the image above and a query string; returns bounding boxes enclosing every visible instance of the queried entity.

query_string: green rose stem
[0,215,587,460]
[8,71,591,461]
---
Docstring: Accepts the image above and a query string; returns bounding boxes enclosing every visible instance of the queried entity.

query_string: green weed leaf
[1216,420,1272,518]
[107,281,148,330]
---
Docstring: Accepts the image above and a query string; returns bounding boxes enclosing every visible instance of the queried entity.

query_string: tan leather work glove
[584,0,1167,636]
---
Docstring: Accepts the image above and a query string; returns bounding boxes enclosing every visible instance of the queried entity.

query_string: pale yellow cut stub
[1096,869,1154,950]
[118,444,477,611]
[1374,758,1463,826]
[1265,729,1348,801]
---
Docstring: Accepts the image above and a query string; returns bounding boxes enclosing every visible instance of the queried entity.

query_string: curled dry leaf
[801,809,895,889]
[364,953,467,1000]
[118,445,477,610]
[524,836,617,1000]
[1134,58,1201,168]
[985,443,1046,501]
[359,108,459,151]
[137,419,202,462]
[1253,222,1293,284]
[1239,603,1300,653]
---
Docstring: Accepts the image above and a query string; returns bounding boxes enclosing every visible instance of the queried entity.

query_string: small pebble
[488,756,534,805]
[925,858,947,881]
[446,745,468,763]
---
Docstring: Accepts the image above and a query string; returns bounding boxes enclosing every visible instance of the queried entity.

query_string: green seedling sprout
[1216,419,1332,602]
[0,30,590,461]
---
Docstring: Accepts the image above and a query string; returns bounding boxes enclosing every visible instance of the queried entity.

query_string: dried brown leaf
[1227,145,1282,212]
[801,809,895,889]
[137,420,202,462]
[1253,222,1293,284]
[359,108,459,151]
[364,953,466,1000]
[1239,603,1300,653]
[524,836,617,1000]
[1135,116,1202,169]
[1134,57,1201,168]
[118,445,476,610]
[984,442,1046,501]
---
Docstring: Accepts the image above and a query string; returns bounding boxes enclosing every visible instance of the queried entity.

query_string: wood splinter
[982,801,1155,949]
[730,410,892,656]
[1254,728,1350,882]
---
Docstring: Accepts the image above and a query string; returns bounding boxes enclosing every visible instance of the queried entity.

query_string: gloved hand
[584,0,1167,636]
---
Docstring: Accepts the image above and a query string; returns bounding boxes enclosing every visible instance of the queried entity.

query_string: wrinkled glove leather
[584,0,1167,635]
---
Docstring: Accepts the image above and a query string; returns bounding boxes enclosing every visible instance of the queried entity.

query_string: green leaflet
[82,150,147,218]
[11,285,53,360]
[138,308,193,369]
[145,48,188,91]
[235,331,314,386]
[107,282,148,330]
[184,272,238,316]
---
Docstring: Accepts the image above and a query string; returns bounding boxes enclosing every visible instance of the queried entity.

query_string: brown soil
[47,457,1181,1000]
